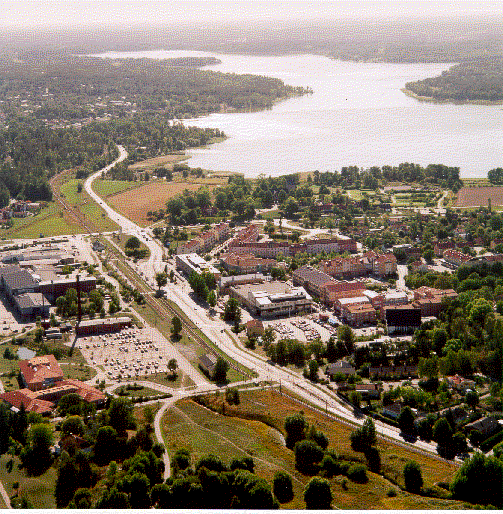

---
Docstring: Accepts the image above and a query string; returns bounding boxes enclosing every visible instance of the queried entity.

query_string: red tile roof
[18,355,64,389]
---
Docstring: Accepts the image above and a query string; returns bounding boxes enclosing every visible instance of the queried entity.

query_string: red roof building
[19,355,64,391]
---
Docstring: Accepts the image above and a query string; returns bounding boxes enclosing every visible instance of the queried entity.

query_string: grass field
[456,186,503,207]
[92,179,140,198]
[0,202,83,240]
[161,391,463,509]
[59,362,97,381]
[59,179,118,232]
[113,384,168,398]
[0,454,57,509]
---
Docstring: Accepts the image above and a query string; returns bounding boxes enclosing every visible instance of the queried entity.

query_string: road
[87,147,447,463]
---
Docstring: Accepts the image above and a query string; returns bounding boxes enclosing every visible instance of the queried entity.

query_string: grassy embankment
[0,454,57,509]
[161,389,463,510]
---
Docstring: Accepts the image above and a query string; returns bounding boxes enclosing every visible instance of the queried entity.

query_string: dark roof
[14,292,49,310]
[385,306,421,326]
[293,266,333,288]
[199,353,218,371]
[0,265,38,290]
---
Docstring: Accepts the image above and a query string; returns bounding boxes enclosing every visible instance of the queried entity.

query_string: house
[19,355,64,391]
[0,379,105,414]
[355,383,379,399]
[220,253,276,274]
[464,416,500,437]
[385,305,421,334]
[382,402,403,420]
[320,280,365,305]
[443,249,472,268]
[326,360,356,378]
[199,353,218,376]
[246,319,265,337]
[446,374,476,392]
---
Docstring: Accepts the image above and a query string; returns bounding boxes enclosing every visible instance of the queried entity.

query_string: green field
[92,179,139,198]
[162,392,464,510]
[60,362,97,381]
[0,202,83,240]
[59,179,119,233]
[0,454,57,509]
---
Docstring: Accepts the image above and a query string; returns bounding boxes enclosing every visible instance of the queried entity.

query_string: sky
[1,1,502,29]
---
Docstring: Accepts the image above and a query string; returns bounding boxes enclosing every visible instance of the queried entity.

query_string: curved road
[87,145,447,465]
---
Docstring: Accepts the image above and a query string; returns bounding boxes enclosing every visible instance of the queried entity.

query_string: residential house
[246,319,265,337]
[355,383,379,399]
[443,249,472,268]
[326,360,356,378]
[464,416,500,438]
[446,375,476,392]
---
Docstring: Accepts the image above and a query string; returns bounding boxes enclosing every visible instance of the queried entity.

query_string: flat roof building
[175,253,221,279]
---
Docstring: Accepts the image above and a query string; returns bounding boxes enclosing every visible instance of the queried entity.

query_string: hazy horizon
[2,0,502,30]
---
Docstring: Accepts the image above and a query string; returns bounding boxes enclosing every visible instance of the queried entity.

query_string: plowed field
[107,180,201,226]
[456,186,503,207]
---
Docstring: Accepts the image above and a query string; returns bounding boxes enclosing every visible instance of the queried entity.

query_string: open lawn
[59,362,97,381]
[0,454,57,509]
[161,391,463,509]
[113,384,168,398]
[456,186,503,207]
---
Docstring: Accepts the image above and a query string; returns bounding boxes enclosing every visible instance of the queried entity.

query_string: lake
[97,50,502,178]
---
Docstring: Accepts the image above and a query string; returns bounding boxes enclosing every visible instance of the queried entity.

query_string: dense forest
[0,51,310,202]
[0,52,309,122]
[405,58,503,103]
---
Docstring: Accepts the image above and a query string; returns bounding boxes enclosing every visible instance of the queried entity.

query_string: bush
[347,463,368,483]
[404,460,423,493]
[387,488,397,497]
[272,471,294,504]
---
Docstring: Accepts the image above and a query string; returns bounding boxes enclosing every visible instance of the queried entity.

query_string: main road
[88,146,446,461]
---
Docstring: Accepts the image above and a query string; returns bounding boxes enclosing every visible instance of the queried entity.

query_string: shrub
[404,460,423,493]
[272,471,294,504]
[347,463,368,483]
[387,488,397,497]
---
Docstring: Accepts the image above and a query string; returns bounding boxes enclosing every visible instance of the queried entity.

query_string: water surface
[97,50,502,178]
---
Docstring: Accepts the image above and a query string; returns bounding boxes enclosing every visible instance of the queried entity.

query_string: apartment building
[292,266,334,297]
[220,253,276,274]
[320,280,365,305]
[341,302,376,326]
[412,286,458,317]
[177,222,230,254]
[175,253,221,279]
[443,249,472,268]
[320,252,397,279]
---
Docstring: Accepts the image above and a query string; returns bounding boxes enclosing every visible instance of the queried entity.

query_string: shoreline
[402,87,503,106]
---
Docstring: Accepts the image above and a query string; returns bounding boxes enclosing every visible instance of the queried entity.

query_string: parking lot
[76,326,181,381]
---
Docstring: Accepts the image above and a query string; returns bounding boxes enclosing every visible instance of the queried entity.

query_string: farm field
[104,180,202,227]
[456,186,503,207]
[161,390,463,510]
[128,153,187,171]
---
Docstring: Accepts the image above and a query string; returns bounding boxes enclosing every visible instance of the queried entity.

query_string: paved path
[0,480,11,508]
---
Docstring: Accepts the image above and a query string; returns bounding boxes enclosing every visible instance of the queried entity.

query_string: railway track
[100,239,253,379]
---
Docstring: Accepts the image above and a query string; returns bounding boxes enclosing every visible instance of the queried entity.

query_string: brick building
[412,286,458,317]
